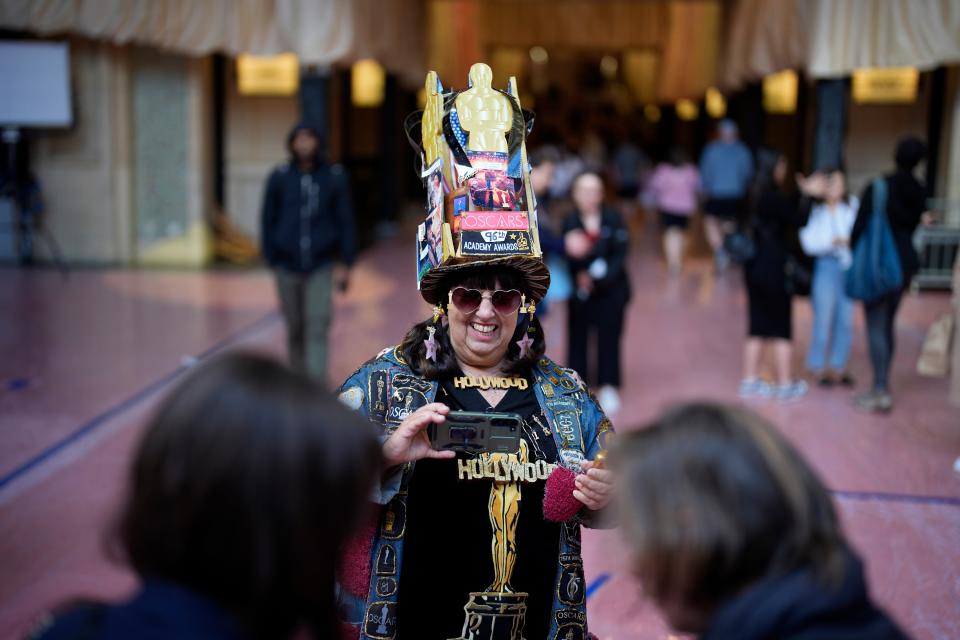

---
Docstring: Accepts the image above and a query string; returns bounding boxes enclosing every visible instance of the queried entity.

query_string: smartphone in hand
[428,410,522,454]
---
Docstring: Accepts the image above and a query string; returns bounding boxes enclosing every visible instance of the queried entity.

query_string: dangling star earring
[516,330,534,359]
[515,295,535,358]
[425,303,444,362]
[424,326,439,362]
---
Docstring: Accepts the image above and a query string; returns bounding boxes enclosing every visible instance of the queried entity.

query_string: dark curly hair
[400,265,546,378]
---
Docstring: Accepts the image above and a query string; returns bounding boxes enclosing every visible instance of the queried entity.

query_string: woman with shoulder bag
[849,137,930,413]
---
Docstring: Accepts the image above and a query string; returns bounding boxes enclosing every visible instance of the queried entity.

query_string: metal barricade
[913,198,960,291]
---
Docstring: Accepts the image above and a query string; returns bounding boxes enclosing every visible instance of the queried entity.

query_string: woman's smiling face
[446,278,520,370]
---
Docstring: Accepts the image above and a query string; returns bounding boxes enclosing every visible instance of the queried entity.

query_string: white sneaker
[597,386,621,415]
[739,378,772,399]
[775,380,809,402]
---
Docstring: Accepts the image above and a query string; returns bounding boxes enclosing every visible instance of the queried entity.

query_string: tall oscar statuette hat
[408,62,550,305]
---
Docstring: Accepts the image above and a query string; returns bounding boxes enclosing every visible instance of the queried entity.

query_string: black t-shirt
[396,371,562,639]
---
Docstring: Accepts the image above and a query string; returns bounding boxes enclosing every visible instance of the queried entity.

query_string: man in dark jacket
[261,122,355,382]
[850,137,930,412]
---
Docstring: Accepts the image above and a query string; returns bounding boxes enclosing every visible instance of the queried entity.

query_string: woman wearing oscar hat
[335,63,615,640]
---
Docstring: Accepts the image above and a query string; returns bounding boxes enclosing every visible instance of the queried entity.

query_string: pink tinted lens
[451,287,483,313]
[491,290,522,314]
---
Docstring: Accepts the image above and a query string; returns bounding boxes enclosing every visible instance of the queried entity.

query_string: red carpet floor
[1,228,958,639]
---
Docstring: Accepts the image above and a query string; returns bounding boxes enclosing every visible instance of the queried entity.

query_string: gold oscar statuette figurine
[422,71,444,168]
[455,63,512,154]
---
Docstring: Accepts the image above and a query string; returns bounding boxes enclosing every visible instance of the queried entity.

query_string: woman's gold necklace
[452,374,529,391]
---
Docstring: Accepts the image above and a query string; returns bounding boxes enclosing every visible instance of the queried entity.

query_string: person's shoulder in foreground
[702,548,909,640]
[29,581,247,640]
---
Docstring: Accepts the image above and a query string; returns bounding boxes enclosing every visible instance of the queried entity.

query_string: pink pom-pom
[543,465,582,522]
[338,508,379,598]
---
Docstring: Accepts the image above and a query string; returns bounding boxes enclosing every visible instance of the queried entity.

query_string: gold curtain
[657,0,722,102]
[718,0,809,89]
[427,0,482,90]
[426,0,720,103]
[478,0,662,51]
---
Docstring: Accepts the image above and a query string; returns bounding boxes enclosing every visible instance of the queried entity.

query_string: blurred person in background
[549,141,586,201]
[564,171,631,415]
[799,168,858,387]
[614,402,909,640]
[30,353,381,640]
[850,137,930,413]
[529,147,571,312]
[579,125,608,174]
[645,146,701,275]
[610,125,649,221]
[0,140,45,265]
[261,122,355,384]
[700,119,754,272]
[740,150,818,402]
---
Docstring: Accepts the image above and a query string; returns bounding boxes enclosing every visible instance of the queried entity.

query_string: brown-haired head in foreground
[612,402,845,632]
[117,352,381,639]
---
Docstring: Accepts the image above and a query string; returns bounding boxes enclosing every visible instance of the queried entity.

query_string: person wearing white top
[799,170,858,386]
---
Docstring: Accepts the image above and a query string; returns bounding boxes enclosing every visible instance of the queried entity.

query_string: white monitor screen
[0,41,73,128]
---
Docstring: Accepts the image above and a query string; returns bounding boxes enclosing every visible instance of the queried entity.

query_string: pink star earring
[424,303,444,363]
[516,331,534,359]
[424,326,439,362]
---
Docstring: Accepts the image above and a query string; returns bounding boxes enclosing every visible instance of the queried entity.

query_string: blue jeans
[806,256,854,371]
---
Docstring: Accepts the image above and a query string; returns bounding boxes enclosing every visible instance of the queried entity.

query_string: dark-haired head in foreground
[613,403,907,640]
[34,352,381,640]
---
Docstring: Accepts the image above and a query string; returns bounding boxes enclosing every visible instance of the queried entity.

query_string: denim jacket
[336,346,613,640]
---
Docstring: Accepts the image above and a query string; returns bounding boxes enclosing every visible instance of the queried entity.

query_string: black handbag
[785,254,812,296]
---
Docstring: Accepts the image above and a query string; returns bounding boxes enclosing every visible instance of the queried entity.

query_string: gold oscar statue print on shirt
[486,439,527,593]
[452,440,530,640]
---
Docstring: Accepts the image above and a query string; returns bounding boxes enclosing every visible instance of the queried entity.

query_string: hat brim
[418,256,551,305]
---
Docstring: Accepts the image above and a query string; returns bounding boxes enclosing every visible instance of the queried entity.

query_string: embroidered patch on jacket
[338,386,363,411]
[363,601,398,639]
